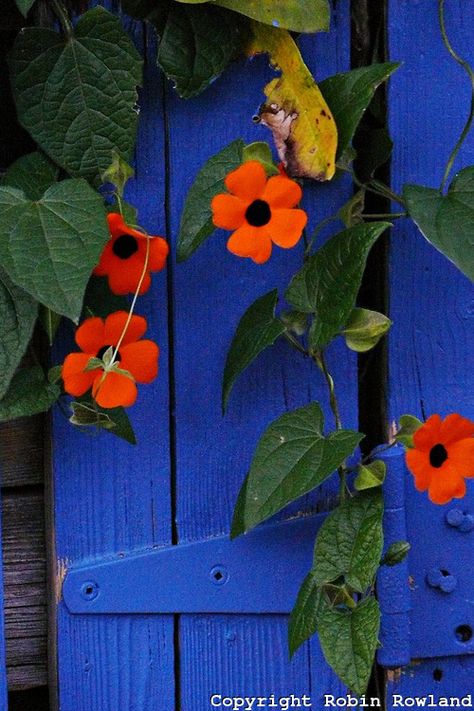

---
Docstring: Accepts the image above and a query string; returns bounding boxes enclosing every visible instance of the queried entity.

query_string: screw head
[209,565,229,586]
[80,581,99,601]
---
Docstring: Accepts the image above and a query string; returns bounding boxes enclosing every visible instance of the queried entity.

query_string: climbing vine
[1,0,473,697]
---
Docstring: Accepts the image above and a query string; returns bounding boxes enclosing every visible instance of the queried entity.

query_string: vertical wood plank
[166,3,353,707]
[0,499,9,709]
[51,26,175,711]
[387,0,474,702]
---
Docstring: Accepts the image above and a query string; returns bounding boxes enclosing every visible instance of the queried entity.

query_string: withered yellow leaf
[249,23,337,181]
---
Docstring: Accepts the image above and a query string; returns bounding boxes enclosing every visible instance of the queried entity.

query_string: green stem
[283,331,308,356]
[314,351,347,501]
[362,212,406,220]
[438,0,474,191]
[50,0,73,36]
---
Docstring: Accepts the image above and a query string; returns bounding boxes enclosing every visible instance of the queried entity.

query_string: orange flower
[94,213,169,295]
[62,311,159,409]
[211,160,307,264]
[406,414,474,505]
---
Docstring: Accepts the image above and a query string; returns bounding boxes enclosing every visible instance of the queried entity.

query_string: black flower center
[97,345,121,362]
[112,233,138,259]
[245,199,271,227]
[429,443,448,468]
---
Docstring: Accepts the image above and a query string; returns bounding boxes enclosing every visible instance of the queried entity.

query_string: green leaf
[121,0,172,33]
[242,142,278,175]
[288,573,322,657]
[223,290,285,411]
[355,460,386,491]
[317,595,380,696]
[320,63,399,159]
[231,403,363,536]
[382,541,411,567]
[211,0,330,33]
[39,306,62,346]
[313,490,384,592]
[343,307,392,353]
[156,4,246,98]
[404,168,474,282]
[338,190,365,228]
[101,152,135,198]
[280,310,308,336]
[1,151,58,200]
[0,180,109,322]
[396,414,423,448]
[83,276,129,319]
[286,222,390,347]
[15,0,35,17]
[9,7,142,185]
[0,367,60,422]
[177,139,244,261]
[0,270,38,399]
[70,401,137,445]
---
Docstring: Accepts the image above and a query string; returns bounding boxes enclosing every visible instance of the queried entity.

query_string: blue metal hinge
[62,513,325,614]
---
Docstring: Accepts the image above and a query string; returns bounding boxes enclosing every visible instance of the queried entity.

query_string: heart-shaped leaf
[288,573,323,657]
[313,490,384,592]
[316,595,380,696]
[320,63,399,159]
[211,0,329,33]
[9,7,142,185]
[0,180,109,322]
[0,270,38,399]
[404,168,474,282]
[0,366,60,422]
[1,151,58,200]
[231,403,363,536]
[286,222,390,347]
[177,139,244,261]
[223,289,285,412]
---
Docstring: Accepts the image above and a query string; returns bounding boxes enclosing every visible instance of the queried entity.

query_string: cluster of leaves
[176,12,474,688]
[0,3,143,438]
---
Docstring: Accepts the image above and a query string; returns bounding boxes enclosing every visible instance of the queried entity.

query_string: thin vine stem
[438,0,474,191]
[50,0,73,36]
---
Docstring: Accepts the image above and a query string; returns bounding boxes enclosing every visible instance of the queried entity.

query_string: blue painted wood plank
[387,0,474,703]
[51,25,175,711]
[166,2,352,707]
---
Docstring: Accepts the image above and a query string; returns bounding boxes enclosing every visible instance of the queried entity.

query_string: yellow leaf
[249,23,337,181]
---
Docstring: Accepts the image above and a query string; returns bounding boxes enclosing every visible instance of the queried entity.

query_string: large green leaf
[313,490,384,592]
[177,139,244,261]
[286,222,389,347]
[1,151,58,200]
[223,290,285,411]
[0,270,38,399]
[0,367,60,422]
[9,7,142,185]
[157,4,245,98]
[288,573,322,657]
[320,63,399,159]
[231,403,363,536]
[0,180,109,322]
[317,595,380,696]
[404,168,474,282]
[210,0,329,33]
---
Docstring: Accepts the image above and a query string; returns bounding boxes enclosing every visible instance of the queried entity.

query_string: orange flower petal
[62,353,98,396]
[268,208,307,248]
[440,413,474,445]
[92,371,138,409]
[428,466,466,505]
[93,241,114,276]
[120,340,159,383]
[211,194,247,230]
[262,175,303,209]
[107,259,151,296]
[148,237,169,271]
[225,161,267,202]
[227,225,261,259]
[406,448,432,490]
[107,212,148,242]
[104,312,147,346]
[75,317,105,354]
[413,414,442,451]
[251,234,273,264]
[446,438,474,478]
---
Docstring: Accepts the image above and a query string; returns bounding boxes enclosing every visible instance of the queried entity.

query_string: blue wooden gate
[45,1,474,709]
